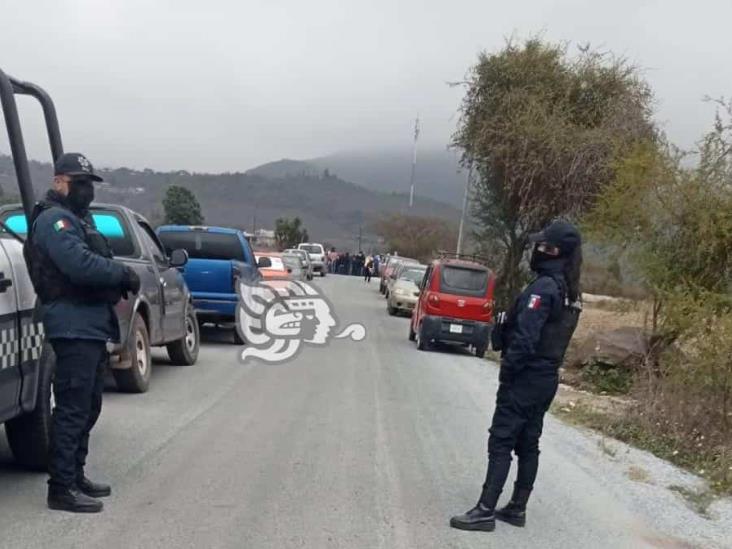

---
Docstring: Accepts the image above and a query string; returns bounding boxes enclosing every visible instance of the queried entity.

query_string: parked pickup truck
[1,204,200,395]
[0,68,198,469]
[156,225,261,344]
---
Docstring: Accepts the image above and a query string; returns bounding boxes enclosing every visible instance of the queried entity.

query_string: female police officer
[450,220,582,532]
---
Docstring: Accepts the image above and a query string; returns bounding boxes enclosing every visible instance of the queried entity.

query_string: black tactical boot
[495,485,531,527]
[48,485,103,513]
[77,476,112,498]
[450,503,495,531]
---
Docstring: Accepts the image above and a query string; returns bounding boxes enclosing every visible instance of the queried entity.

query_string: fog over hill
[0,152,461,252]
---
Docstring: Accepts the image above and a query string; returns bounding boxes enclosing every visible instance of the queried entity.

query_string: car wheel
[166,308,200,365]
[475,343,487,358]
[233,325,245,345]
[5,342,55,471]
[387,303,397,316]
[113,313,152,393]
[416,324,430,351]
[321,271,326,277]
[408,322,416,341]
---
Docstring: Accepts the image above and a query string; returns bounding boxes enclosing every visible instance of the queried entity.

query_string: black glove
[121,267,141,298]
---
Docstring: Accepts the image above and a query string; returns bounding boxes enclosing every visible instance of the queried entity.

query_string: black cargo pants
[48,339,108,489]
[480,381,556,507]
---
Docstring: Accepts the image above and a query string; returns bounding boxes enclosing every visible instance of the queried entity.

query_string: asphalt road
[1,275,731,549]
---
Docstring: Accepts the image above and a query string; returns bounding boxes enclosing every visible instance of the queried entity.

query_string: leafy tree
[162,185,204,225]
[586,104,732,490]
[374,214,457,263]
[274,217,309,250]
[453,38,655,303]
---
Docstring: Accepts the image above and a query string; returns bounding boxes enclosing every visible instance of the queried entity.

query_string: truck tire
[5,343,55,471]
[408,322,416,341]
[166,308,200,366]
[232,325,245,345]
[416,324,430,351]
[475,343,487,359]
[113,313,151,393]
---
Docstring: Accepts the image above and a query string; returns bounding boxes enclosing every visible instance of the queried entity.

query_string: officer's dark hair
[564,245,582,303]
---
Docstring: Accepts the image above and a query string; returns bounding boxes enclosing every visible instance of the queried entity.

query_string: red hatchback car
[409,257,495,358]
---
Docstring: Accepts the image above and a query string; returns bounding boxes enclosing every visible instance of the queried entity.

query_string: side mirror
[169,249,188,268]
[258,256,272,268]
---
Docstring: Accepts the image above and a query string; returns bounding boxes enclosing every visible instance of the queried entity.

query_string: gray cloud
[1,0,730,172]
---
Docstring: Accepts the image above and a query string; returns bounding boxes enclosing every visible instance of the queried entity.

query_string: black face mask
[67,180,95,214]
[529,243,562,271]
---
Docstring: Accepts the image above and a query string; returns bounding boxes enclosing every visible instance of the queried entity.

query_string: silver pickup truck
[0,68,199,469]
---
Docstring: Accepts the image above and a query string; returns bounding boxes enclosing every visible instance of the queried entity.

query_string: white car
[298,242,327,277]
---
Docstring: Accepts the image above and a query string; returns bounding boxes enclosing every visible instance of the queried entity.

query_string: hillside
[0,153,461,251]
[309,147,467,208]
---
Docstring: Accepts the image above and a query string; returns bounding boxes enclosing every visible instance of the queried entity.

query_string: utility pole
[456,165,473,255]
[408,115,420,208]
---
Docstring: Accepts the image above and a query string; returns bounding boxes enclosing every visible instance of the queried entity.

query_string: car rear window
[299,245,322,254]
[2,210,136,257]
[257,255,285,270]
[440,266,488,296]
[158,231,245,261]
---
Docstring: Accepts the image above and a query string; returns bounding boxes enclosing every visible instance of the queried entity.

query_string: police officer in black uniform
[24,153,140,513]
[450,220,582,532]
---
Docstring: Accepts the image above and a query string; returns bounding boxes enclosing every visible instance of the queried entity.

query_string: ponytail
[563,245,582,303]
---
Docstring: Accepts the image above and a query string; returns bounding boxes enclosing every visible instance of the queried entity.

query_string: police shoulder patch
[53,218,70,232]
[528,294,542,310]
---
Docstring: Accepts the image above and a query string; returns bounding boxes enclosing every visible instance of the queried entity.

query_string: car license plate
[449,324,463,334]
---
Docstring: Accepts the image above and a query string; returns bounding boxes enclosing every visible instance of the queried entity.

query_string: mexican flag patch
[53,219,69,232]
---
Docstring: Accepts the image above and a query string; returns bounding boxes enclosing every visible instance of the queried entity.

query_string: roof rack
[436,250,491,264]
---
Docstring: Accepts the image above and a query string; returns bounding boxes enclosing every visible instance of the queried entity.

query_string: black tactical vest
[533,273,581,363]
[23,201,122,305]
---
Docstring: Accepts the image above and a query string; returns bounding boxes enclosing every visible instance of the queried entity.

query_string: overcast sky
[1,0,730,173]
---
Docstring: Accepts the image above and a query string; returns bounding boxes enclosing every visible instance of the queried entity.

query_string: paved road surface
[1,275,730,549]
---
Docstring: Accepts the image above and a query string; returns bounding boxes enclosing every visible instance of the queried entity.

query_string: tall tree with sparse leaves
[162,185,204,225]
[453,37,655,303]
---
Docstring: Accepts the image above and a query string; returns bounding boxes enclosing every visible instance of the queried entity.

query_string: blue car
[157,225,260,343]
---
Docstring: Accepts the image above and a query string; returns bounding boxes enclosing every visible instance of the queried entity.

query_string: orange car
[255,252,293,281]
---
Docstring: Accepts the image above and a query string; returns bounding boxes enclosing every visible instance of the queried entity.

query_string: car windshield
[441,266,488,295]
[158,231,245,261]
[299,245,322,254]
[400,268,426,285]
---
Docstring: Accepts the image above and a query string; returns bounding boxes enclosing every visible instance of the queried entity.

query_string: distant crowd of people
[327,248,383,282]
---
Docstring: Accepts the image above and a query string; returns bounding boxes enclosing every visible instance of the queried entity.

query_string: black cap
[529,220,581,255]
[54,153,103,182]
